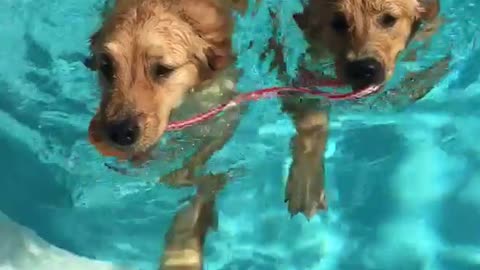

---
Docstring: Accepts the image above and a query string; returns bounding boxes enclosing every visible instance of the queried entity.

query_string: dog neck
[193,65,238,94]
[169,65,238,123]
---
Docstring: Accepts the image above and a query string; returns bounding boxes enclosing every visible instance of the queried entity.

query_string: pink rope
[166,80,381,131]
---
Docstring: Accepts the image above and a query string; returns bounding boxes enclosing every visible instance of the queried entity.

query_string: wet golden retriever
[84,0,247,269]
[280,0,448,218]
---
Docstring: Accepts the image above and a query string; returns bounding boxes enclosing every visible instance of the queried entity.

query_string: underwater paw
[160,168,194,187]
[284,164,327,219]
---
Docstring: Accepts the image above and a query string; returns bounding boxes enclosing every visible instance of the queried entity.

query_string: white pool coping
[0,211,130,270]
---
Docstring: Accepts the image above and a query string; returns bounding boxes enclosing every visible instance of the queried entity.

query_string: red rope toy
[166,79,382,131]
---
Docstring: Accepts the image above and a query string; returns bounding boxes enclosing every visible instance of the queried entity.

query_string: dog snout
[345,58,385,88]
[105,118,140,146]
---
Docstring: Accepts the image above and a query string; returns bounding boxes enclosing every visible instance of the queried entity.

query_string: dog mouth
[330,58,387,91]
[88,116,157,162]
[350,81,383,92]
[296,67,384,94]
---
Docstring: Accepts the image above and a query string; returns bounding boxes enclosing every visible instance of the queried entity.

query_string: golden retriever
[84,0,248,268]
[279,0,448,219]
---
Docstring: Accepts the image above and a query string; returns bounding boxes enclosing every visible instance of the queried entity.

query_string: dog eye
[331,13,348,33]
[99,53,114,82]
[151,64,173,80]
[380,14,397,28]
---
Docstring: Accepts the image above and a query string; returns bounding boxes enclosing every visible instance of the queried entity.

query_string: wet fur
[280,0,448,219]
[86,0,248,269]
[87,0,239,156]
[295,0,442,82]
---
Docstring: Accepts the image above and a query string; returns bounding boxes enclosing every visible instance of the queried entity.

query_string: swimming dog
[85,0,248,268]
[281,0,448,218]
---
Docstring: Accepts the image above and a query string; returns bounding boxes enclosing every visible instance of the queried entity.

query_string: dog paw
[284,163,327,219]
[160,168,194,187]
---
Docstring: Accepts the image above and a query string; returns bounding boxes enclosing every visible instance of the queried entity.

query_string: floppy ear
[180,0,235,71]
[409,0,441,43]
[84,31,100,70]
[205,42,233,71]
[194,44,233,82]
[416,0,440,22]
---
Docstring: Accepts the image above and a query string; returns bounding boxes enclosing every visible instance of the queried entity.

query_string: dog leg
[159,173,227,270]
[379,54,451,107]
[283,99,328,219]
[160,109,241,187]
[403,54,451,102]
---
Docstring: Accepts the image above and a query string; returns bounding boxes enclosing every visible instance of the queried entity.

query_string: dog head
[295,0,440,89]
[86,0,234,158]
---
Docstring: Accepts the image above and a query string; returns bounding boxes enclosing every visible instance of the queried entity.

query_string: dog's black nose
[345,58,385,88]
[106,118,139,146]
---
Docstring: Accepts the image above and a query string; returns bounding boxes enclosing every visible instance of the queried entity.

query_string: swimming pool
[1,0,480,269]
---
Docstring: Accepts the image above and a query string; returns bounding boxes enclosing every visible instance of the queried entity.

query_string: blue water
[1,0,480,269]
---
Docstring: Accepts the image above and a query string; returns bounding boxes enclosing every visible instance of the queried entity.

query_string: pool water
[1,0,480,269]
